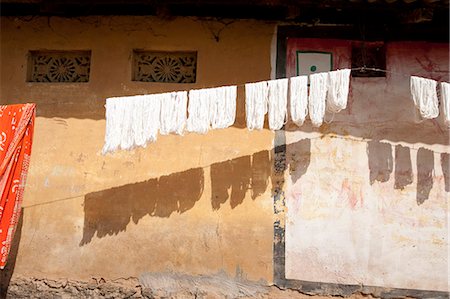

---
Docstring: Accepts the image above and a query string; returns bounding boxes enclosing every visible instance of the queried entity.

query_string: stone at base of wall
[3,276,377,299]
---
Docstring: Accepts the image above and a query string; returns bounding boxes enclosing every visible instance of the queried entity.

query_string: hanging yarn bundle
[290,75,308,127]
[245,81,268,130]
[160,91,188,135]
[267,78,289,130]
[308,72,329,127]
[327,69,351,113]
[118,96,135,150]
[410,76,439,119]
[102,94,161,154]
[186,88,212,134]
[139,95,161,146]
[103,97,123,154]
[210,86,237,129]
[441,82,450,126]
[131,96,146,148]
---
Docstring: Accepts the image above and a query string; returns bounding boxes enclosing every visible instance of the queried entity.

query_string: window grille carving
[27,51,91,83]
[133,51,197,83]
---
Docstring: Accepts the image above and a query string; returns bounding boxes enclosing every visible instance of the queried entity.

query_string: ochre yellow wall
[0,16,277,282]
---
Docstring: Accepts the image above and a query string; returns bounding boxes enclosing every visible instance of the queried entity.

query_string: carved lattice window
[133,50,197,83]
[27,51,91,83]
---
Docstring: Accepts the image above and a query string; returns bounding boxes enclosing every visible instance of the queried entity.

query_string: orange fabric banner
[0,103,35,269]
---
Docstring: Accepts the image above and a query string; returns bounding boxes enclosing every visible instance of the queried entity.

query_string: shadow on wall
[286,139,311,184]
[367,141,446,205]
[416,148,434,205]
[394,145,413,190]
[81,140,311,245]
[211,150,272,210]
[80,136,445,246]
[367,140,393,185]
[440,153,449,192]
[0,209,23,298]
[80,168,204,245]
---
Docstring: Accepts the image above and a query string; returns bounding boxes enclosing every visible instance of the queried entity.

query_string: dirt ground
[2,275,383,299]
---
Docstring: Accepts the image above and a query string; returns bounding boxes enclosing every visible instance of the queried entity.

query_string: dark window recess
[133,50,197,83]
[27,50,91,83]
[351,42,386,77]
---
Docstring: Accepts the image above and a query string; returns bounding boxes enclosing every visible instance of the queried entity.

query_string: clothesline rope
[350,67,449,82]
[184,67,449,90]
[102,67,448,96]
[261,67,446,88]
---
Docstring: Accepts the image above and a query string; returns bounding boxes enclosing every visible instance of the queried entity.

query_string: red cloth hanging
[0,103,35,269]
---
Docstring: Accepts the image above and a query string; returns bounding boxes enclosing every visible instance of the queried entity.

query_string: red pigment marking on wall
[340,178,360,210]
[387,42,449,82]
[414,54,448,81]
[359,189,364,208]
[415,56,439,73]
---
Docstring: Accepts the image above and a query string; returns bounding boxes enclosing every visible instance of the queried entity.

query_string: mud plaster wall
[0,16,277,283]
[283,39,449,292]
